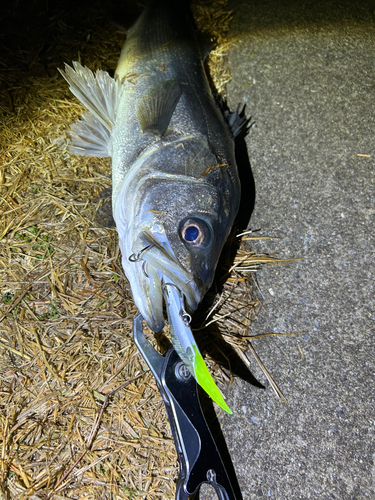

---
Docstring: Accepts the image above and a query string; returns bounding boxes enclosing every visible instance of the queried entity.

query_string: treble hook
[141,260,149,278]
[162,282,192,326]
[128,245,153,263]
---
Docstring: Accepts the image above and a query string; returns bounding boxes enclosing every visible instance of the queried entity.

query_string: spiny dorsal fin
[136,80,182,136]
[220,99,250,138]
[59,62,123,157]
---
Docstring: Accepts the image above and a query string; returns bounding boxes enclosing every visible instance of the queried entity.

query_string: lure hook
[163,282,192,325]
[128,245,153,263]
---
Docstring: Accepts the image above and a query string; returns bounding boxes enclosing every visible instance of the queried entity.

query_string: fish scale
[113,2,233,198]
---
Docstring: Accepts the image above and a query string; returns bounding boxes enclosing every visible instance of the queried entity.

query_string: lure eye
[180,218,211,248]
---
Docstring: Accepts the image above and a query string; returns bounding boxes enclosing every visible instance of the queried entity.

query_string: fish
[59,0,243,413]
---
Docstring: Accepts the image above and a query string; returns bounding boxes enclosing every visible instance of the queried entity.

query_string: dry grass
[0,1,295,498]
[192,0,236,93]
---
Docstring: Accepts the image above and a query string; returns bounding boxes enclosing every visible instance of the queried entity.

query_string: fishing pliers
[133,313,242,500]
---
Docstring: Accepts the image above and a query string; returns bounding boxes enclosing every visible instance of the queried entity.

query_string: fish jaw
[117,227,202,333]
[122,242,166,333]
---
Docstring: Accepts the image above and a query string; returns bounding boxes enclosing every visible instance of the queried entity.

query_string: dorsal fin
[59,62,123,157]
[67,112,112,157]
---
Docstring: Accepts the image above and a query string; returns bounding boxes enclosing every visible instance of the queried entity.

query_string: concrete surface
[219,1,375,499]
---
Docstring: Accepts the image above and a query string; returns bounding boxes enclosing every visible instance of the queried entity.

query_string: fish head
[113,136,239,332]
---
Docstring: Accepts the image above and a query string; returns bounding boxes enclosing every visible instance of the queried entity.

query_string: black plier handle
[133,314,241,500]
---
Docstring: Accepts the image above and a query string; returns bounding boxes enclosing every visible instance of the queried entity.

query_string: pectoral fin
[136,80,182,136]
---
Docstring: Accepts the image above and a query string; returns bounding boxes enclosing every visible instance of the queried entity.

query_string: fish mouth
[127,230,201,332]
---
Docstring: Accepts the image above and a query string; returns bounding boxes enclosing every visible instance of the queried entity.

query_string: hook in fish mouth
[127,231,200,332]
[128,245,153,263]
[161,282,192,326]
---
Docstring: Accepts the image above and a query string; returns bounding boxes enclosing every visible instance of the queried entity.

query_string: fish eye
[180,218,211,248]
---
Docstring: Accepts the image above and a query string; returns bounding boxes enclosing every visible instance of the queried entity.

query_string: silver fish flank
[60,0,242,333]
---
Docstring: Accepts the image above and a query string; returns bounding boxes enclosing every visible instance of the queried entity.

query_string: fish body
[60,0,241,411]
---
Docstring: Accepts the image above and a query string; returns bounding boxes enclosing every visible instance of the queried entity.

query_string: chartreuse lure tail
[164,283,232,414]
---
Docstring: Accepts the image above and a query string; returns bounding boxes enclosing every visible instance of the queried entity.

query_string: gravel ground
[218,1,375,499]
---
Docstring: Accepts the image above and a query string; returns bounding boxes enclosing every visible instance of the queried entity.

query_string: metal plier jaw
[133,314,241,500]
